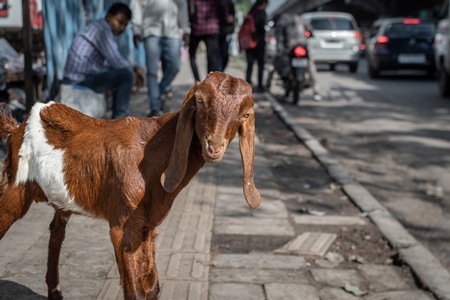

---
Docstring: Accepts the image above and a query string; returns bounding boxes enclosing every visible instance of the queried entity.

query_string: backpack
[238,11,258,50]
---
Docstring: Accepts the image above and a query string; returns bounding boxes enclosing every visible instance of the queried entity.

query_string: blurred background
[0,0,447,111]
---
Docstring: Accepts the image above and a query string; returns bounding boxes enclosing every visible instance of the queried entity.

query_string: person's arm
[130,0,144,47]
[94,26,133,70]
[218,0,233,25]
[176,0,190,46]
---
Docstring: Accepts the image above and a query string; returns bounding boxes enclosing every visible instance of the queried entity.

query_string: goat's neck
[143,116,206,227]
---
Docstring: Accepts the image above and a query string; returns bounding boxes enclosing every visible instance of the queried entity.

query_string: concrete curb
[264,93,450,300]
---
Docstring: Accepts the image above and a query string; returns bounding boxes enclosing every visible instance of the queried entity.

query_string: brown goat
[0,72,260,300]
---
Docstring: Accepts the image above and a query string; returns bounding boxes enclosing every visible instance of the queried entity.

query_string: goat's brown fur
[0,72,260,300]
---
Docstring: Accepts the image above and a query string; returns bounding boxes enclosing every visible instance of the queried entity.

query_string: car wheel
[349,62,358,73]
[439,68,450,97]
[369,63,380,79]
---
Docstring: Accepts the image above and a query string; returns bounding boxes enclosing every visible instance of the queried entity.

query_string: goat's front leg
[0,183,33,239]
[46,209,72,300]
[110,225,159,300]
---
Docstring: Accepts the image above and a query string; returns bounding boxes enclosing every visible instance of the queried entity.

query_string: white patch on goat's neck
[15,102,88,215]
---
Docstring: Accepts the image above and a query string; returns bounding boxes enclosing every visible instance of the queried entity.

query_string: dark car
[367,18,436,78]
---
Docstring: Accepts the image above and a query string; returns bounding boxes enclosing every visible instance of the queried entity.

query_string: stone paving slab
[209,283,264,300]
[159,280,208,300]
[365,290,434,300]
[319,287,359,300]
[209,268,311,285]
[274,232,337,257]
[310,269,366,289]
[292,215,367,226]
[214,216,295,236]
[357,264,410,292]
[215,198,288,218]
[211,253,306,269]
[265,283,319,300]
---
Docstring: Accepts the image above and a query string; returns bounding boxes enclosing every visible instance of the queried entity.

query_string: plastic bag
[55,84,106,118]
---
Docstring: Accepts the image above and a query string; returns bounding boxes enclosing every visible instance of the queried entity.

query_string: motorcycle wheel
[292,82,301,105]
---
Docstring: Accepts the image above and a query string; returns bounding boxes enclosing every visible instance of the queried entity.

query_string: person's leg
[245,50,255,86]
[204,34,219,73]
[308,58,322,101]
[256,44,266,90]
[217,34,226,72]
[143,36,164,113]
[189,35,202,82]
[159,37,182,111]
[79,68,134,119]
[222,35,231,71]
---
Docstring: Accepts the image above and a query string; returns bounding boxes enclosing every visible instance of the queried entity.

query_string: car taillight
[360,44,366,51]
[305,30,311,38]
[377,36,389,43]
[375,35,389,48]
[403,18,421,24]
[293,46,307,57]
[354,31,361,38]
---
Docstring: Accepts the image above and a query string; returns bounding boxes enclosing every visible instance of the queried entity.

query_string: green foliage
[234,0,254,14]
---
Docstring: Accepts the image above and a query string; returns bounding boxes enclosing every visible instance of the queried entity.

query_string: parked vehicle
[434,18,450,96]
[302,11,361,72]
[367,18,436,78]
[267,43,313,104]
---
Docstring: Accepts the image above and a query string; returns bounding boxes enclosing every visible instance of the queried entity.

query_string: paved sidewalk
[0,52,445,300]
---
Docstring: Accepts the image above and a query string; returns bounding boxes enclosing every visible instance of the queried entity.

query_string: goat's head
[161,72,261,209]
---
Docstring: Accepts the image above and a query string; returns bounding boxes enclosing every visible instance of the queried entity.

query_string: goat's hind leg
[0,184,33,239]
[46,209,72,300]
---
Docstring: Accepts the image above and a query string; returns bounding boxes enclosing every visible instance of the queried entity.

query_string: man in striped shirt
[63,3,144,119]
[187,0,234,82]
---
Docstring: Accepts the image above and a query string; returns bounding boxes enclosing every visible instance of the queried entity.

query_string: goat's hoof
[48,290,63,300]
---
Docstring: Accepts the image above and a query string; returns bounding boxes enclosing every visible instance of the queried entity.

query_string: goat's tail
[0,103,18,139]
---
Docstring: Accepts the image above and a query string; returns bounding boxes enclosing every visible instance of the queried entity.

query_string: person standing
[63,3,144,119]
[244,0,268,93]
[187,0,234,82]
[130,0,190,117]
[218,0,236,72]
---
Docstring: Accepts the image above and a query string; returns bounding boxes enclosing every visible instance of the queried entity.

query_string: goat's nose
[207,141,224,156]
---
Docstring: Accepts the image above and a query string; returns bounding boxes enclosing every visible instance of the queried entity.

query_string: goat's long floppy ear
[161,84,198,193]
[239,111,261,209]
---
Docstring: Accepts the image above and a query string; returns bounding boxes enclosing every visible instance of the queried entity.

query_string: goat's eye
[244,113,251,118]
[196,98,203,104]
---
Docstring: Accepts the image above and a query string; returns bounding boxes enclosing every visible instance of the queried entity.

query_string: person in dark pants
[218,0,236,72]
[187,0,234,82]
[244,0,268,93]
[62,3,144,119]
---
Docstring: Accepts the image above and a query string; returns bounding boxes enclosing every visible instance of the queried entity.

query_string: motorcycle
[266,43,313,104]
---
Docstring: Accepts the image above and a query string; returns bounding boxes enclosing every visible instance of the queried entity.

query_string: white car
[302,11,362,72]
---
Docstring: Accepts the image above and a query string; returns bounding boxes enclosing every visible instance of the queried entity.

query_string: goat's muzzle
[205,140,225,163]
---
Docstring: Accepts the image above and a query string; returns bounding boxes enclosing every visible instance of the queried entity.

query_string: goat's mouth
[203,140,226,163]
[203,151,224,164]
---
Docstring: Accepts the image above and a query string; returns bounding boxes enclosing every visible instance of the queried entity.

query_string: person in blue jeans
[131,0,189,117]
[62,3,144,119]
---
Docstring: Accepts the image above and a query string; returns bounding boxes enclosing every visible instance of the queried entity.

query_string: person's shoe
[148,110,164,117]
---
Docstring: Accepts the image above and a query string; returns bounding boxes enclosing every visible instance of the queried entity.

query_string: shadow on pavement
[0,280,46,300]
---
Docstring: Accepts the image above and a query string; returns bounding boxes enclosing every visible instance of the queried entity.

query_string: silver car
[302,12,362,72]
